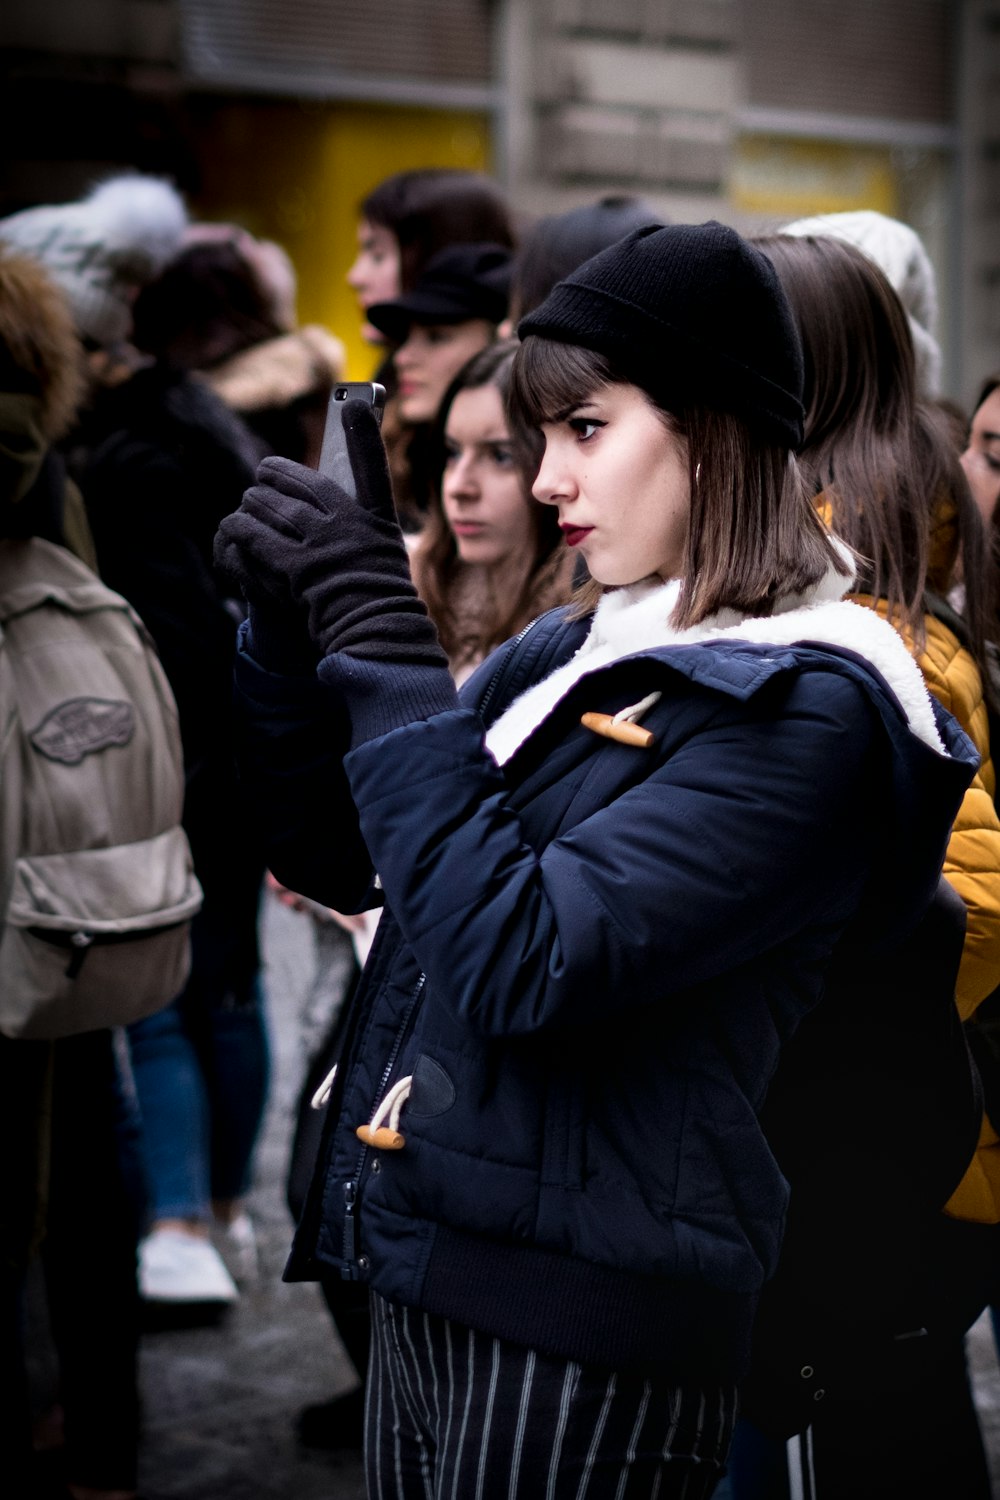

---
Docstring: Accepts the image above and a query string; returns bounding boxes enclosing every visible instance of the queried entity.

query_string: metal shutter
[740,0,955,125]
[179,0,495,98]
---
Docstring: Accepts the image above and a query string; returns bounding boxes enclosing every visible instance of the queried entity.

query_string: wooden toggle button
[581,712,654,749]
[355,1125,406,1150]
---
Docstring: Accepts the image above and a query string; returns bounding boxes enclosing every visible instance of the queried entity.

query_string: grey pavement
[31,890,1000,1497]
[132,893,366,1499]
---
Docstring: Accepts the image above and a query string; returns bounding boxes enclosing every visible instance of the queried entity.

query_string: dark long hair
[131,240,285,370]
[411,340,574,665]
[757,231,993,668]
[361,169,516,292]
[507,338,843,628]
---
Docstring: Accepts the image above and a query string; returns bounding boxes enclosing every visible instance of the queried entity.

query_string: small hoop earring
[694,462,702,484]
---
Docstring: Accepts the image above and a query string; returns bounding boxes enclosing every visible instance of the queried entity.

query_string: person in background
[215,220,977,1498]
[726,227,1000,1500]
[0,242,143,1500]
[503,192,663,330]
[963,373,1000,533]
[410,338,579,684]
[131,222,346,469]
[961,370,1000,1378]
[363,240,512,530]
[287,339,578,1452]
[347,167,517,345]
[0,173,273,1312]
[345,168,517,540]
[781,207,944,401]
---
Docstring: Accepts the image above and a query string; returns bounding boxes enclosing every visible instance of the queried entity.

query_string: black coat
[67,362,267,964]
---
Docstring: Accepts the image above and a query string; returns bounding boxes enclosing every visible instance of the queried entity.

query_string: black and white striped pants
[365,1292,738,1499]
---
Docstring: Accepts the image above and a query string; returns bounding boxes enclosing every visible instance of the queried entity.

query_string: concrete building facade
[0,0,996,401]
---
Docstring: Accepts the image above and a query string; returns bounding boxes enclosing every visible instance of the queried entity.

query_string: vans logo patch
[30,698,135,763]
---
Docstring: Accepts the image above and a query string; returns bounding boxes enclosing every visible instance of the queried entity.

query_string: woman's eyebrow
[548,400,598,424]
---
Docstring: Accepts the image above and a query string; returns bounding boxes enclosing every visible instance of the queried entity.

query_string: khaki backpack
[0,536,203,1039]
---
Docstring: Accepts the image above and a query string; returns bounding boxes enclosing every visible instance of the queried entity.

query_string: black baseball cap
[367,242,512,343]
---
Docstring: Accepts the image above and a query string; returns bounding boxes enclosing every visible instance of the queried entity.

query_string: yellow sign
[732,137,899,219]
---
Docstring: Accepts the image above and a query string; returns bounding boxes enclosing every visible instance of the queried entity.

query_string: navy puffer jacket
[232,591,976,1384]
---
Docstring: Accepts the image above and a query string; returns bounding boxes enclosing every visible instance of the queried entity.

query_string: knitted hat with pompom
[0,174,188,348]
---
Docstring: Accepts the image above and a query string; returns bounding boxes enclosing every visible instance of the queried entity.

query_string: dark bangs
[508,338,616,452]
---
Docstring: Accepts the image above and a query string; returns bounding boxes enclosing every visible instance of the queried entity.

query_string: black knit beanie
[517,220,805,448]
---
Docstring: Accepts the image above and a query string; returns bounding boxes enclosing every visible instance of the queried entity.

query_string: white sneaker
[214,1209,259,1284]
[138,1227,239,1305]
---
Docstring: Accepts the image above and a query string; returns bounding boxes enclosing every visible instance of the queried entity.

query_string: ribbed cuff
[316,653,458,746]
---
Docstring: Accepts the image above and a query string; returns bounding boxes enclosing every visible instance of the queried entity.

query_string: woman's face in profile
[442,383,536,571]
[347,219,401,340]
[962,386,1000,529]
[532,381,691,587]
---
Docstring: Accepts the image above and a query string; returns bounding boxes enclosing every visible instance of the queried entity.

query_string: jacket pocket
[0,826,203,1039]
[540,1065,587,1194]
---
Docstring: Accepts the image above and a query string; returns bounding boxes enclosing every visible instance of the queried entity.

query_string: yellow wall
[187,98,495,378]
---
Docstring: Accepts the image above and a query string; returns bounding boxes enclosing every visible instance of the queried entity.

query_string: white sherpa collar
[484,543,944,766]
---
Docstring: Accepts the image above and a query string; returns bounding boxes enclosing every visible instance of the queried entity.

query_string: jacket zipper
[476,618,542,725]
[341,971,426,1276]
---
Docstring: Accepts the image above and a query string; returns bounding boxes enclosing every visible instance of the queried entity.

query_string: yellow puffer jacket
[859,596,1000,1221]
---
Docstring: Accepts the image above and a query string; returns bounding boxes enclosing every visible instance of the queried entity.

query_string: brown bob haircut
[507,336,846,629]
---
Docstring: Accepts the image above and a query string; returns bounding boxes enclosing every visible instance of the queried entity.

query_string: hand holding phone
[217,373,447,674]
[318,381,386,499]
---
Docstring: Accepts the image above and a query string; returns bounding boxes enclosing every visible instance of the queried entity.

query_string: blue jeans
[127,907,270,1223]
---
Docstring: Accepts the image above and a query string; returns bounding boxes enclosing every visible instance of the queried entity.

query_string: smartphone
[318,381,386,498]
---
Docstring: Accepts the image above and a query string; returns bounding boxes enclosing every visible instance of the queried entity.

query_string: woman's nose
[394,338,416,369]
[532,446,568,506]
[445,453,478,500]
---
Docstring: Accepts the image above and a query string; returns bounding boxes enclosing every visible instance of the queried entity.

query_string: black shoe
[295,1388,365,1450]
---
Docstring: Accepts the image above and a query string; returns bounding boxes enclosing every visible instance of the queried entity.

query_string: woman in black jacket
[215,222,978,1498]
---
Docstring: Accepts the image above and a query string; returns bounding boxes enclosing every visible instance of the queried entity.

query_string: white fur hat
[782,209,942,399]
[0,174,188,348]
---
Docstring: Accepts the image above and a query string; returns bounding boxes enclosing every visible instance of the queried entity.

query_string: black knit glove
[214,480,316,674]
[214,400,448,670]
